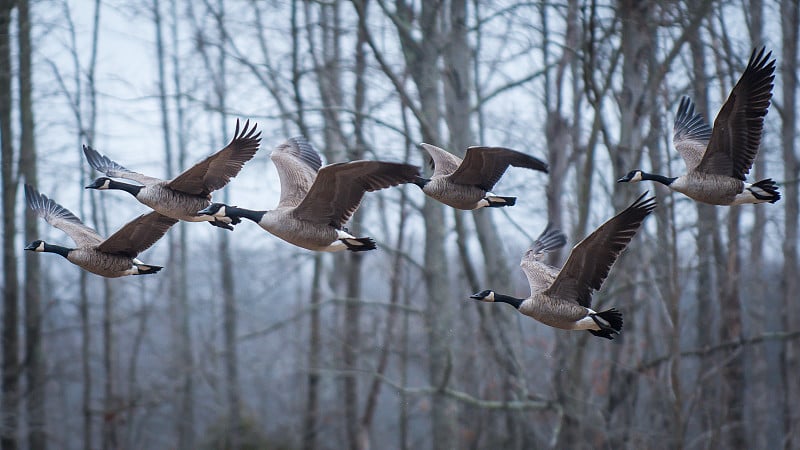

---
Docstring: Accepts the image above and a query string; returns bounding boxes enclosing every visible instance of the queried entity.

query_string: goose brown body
[24,184,175,278]
[618,48,780,205]
[84,119,261,228]
[471,193,656,339]
[199,136,421,252]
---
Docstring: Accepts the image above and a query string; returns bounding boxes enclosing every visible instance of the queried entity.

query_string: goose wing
[673,96,712,171]
[292,161,420,228]
[449,146,548,190]
[520,223,567,293]
[695,47,775,180]
[167,119,261,195]
[83,145,164,186]
[271,136,323,208]
[96,212,177,257]
[420,143,463,177]
[544,193,655,307]
[25,184,104,247]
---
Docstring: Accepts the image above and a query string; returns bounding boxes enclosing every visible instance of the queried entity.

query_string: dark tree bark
[780,0,799,446]
[18,0,46,447]
[0,1,19,448]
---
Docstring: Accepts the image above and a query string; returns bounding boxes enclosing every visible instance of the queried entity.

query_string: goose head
[617,170,644,183]
[24,240,45,252]
[469,290,496,302]
[85,177,113,190]
[198,203,228,217]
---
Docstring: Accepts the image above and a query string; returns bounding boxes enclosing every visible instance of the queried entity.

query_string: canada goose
[412,143,548,210]
[198,136,420,252]
[618,48,780,205]
[470,192,656,339]
[24,184,176,278]
[84,119,261,229]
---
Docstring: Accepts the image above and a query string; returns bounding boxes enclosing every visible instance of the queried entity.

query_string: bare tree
[0,1,19,448]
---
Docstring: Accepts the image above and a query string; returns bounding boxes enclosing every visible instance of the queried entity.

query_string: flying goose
[24,184,176,278]
[470,192,656,339]
[618,47,780,205]
[412,143,548,210]
[84,119,261,229]
[198,136,421,252]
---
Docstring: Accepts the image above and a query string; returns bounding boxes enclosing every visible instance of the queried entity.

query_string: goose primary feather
[618,47,780,205]
[198,136,420,252]
[413,143,548,210]
[84,119,261,229]
[24,184,176,278]
[470,192,656,340]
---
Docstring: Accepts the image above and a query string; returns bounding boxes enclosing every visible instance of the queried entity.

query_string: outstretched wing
[673,96,712,171]
[419,143,463,178]
[25,184,104,247]
[97,212,177,257]
[520,223,567,294]
[695,47,775,179]
[293,161,420,228]
[544,193,656,307]
[270,136,323,208]
[83,145,164,186]
[449,146,548,190]
[167,119,261,195]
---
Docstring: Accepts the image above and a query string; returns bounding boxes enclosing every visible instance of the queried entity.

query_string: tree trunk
[18,0,46,447]
[780,1,799,446]
[0,1,19,447]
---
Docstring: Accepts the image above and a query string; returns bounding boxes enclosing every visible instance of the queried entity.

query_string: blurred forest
[1,0,799,449]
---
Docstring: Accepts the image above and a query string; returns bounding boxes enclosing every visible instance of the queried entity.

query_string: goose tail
[341,237,377,252]
[588,308,623,340]
[134,263,163,275]
[748,178,781,203]
[485,195,516,207]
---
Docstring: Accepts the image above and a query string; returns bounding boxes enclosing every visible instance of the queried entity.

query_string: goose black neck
[495,293,524,309]
[412,176,430,188]
[108,180,144,197]
[227,206,266,223]
[43,243,72,258]
[640,172,677,186]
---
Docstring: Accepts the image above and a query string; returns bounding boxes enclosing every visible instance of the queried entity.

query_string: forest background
[0,0,799,449]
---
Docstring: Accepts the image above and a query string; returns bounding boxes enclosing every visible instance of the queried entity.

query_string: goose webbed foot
[209,219,235,231]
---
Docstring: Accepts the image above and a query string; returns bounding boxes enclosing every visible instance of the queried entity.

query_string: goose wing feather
[544,193,655,307]
[420,143,462,177]
[695,47,775,179]
[520,223,567,293]
[673,96,712,171]
[96,212,177,257]
[82,145,163,186]
[25,184,104,247]
[167,119,261,195]
[293,161,420,228]
[271,136,323,208]
[449,146,548,190]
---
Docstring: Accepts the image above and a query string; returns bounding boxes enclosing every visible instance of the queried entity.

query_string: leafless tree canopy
[0,0,798,449]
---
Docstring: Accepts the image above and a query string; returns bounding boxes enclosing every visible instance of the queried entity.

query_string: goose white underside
[730,182,773,205]
[571,308,602,331]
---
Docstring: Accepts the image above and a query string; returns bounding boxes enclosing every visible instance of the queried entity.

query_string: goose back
[135,183,214,221]
[67,249,146,278]
[259,208,343,251]
[422,177,486,210]
[670,173,744,205]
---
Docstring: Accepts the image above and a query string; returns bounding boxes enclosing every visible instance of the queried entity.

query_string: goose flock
[25,47,781,340]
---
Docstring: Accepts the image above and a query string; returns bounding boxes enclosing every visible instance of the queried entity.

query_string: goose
[198,136,420,252]
[618,47,780,205]
[84,119,261,229]
[24,184,176,278]
[470,192,656,340]
[412,143,548,210]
